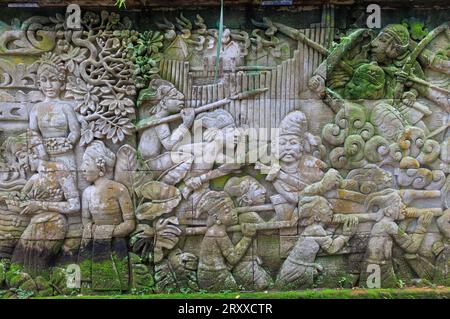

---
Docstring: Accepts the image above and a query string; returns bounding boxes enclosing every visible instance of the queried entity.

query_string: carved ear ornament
[95,157,106,173]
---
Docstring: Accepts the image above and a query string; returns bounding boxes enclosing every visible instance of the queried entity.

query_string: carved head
[1,132,29,171]
[298,196,333,226]
[81,141,116,183]
[278,111,316,163]
[37,52,66,99]
[366,188,406,221]
[370,24,410,64]
[26,130,49,172]
[224,176,266,207]
[139,78,185,115]
[198,191,238,227]
[345,63,385,100]
[195,109,239,148]
[221,28,232,45]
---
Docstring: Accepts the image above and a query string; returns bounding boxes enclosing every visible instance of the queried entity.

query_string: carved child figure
[275,196,358,290]
[196,191,256,292]
[10,130,80,274]
[0,133,32,259]
[361,189,433,288]
[79,141,136,291]
[224,176,273,291]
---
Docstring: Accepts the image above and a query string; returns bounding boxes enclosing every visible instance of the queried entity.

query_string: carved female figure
[29,52,80,182]
[196,191,256,292]
[78,141,136,291]
[10,130,80,274]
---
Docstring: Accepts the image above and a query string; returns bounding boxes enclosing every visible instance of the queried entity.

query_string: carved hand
[241,223,257,237]
[342,216,359,236]
[181,108,195,127]
[418,212,434,229]
[20,200,43,215]
[185,176,203,190]
[397,71,413,87]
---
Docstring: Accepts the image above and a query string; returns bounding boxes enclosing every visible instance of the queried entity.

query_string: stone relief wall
[0,4,449,296]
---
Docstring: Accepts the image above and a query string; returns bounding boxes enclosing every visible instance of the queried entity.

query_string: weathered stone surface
[0,3,448,296]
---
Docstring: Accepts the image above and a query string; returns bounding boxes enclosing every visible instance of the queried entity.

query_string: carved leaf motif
[114,144,138,189]
[153,217,182,263]
[135,181,181,222]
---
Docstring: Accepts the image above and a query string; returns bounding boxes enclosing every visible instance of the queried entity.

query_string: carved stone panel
[0,3,449,296]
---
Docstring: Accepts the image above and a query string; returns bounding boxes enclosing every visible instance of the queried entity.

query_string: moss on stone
[29,287,450,299]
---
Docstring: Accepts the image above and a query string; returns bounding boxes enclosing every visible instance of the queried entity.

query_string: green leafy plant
[124,30,164,88]
[114,0,127,9]
[13,287,34,299]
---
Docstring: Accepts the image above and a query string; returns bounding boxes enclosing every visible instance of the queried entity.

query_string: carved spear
[135,88,268,132]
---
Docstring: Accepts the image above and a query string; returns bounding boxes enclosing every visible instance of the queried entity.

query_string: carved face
[162,88,185,113]
[279,134,303,163]
[246,182,266,206]
[28,144,47,172]
[217,197,239,226]
[221,29,231,45]
[80,155,101,183]
[390,196,406,221]
[345,74,378,100]
[38,68,64,99]
[15,150,30,172]
[317,200,333,224]
[370,32,398,64]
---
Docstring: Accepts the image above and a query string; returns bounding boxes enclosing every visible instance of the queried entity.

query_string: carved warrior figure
[343,62,386,101]
[360,189,433,288]
[29,52,80,182]
[224,176,273,291]
[79,141,136,291]
[196,191,256,292]
[9,131,80,274]
[257,111,336,222]
[138,77,195,185]
[275,196,358,290]
[175,108,242,219]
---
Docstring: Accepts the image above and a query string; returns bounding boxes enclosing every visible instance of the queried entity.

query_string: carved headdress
[83,140,116,176]
[355,63,385,89]
[37,52,65,79]
[137,76,183,113]
[381,24,410,55]
[298,196,333,226]
[279,111,318,150]
[195,109,235,129]
[198,190,234,225]
[224,176,264,206]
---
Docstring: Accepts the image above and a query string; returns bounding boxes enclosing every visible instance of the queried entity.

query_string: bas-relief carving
[0,7,448,296]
